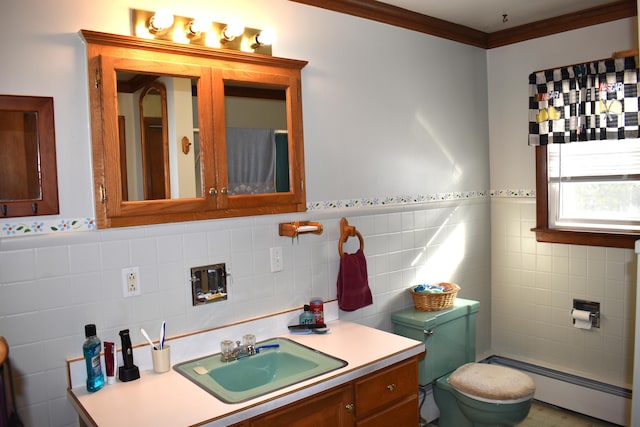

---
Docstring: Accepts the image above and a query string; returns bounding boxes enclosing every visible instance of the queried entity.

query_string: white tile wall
[491,197,637,388]
[0,198,490,426]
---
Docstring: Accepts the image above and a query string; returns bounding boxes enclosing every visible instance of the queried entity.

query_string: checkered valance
[528,56,640,145]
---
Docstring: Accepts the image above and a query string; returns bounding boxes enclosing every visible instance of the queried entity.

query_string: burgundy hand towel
[337,249,373,311]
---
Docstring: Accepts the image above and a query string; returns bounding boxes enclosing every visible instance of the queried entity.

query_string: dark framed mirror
[0,95,59,217]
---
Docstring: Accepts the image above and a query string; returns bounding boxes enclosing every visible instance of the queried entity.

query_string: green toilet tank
[391,298,480,385]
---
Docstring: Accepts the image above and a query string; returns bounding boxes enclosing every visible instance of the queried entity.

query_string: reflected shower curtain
[274,131,289,193]
[226,127,276,194]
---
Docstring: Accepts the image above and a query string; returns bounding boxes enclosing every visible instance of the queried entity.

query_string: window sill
[532,227,638,249]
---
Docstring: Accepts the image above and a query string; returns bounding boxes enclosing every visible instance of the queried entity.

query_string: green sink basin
[173,337,347,403]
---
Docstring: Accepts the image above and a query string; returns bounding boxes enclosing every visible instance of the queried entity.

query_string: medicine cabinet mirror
[0,95,59,218]
[81,30,307,228]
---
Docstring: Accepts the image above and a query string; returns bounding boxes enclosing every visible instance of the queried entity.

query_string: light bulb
[254,28,275,47]
[187,18,211,38]
[148,8,174,33]
[222,20,245,41]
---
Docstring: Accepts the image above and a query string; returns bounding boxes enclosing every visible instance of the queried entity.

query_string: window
[548,139,640,231]
[534,142,640,248]
[529,55,640,248]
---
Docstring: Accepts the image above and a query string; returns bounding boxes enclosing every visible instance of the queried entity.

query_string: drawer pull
[386,383,396,392]
[345,403,354,413]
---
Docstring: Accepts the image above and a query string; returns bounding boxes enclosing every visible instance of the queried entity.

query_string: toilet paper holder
[572,299,600,328]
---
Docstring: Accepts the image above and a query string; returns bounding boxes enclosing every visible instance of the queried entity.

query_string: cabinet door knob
[220,187,228,195]
[345,403,354,413]
[386,383,396,392]
[209,188,217,196]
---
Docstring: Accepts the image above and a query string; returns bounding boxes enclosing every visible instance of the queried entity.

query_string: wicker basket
[409,282,460,312]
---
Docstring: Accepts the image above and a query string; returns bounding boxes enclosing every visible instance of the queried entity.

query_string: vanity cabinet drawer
[356,394,419,427]
[354,359,418,417]
[244,385,353,427]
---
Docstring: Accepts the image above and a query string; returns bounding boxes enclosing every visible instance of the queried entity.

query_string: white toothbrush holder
[151,346,171,373]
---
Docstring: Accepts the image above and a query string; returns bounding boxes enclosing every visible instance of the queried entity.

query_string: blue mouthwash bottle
[83,324,105,392]
[299,304,315,324]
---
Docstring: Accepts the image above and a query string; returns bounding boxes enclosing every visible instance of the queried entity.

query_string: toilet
[391,298,535,427]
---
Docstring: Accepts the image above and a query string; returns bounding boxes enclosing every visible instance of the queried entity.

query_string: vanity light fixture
[132,9,273,55]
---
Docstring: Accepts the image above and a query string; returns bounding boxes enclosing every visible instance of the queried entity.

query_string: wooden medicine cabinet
[80,30,308,228]
[0,95,59,218]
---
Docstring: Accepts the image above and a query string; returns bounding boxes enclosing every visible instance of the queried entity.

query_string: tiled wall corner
[491,197,637,387]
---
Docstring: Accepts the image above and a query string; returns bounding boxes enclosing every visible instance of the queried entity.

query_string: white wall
[488,18,639,389]
[0,1,491,426]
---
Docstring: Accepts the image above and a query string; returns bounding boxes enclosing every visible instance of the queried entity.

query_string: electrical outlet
[122,266,141,297]
[270,247,283,272]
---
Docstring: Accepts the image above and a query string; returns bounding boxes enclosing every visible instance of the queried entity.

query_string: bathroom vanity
[66,317,424,426]
[230,358,418,426]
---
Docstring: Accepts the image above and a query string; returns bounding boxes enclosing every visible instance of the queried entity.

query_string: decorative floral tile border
[1,190,534,237]
[489,189,536,198]
[2,218,96,236]
[306,190,489,210]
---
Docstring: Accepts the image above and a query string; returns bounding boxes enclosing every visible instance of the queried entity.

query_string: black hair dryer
[118,329,140,382]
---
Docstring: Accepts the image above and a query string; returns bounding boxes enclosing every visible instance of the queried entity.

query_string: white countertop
[67,320,424,426]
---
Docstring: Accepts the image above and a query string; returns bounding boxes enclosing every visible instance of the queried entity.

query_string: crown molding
[487,0,637,48]
[290,0,637,49]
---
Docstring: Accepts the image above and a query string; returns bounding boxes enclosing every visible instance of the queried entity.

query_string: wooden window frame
[533,145,638,249]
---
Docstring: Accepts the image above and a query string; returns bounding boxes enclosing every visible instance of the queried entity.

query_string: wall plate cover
[190,263,227,306]
[122,266,141,297]
[573,299,600,328]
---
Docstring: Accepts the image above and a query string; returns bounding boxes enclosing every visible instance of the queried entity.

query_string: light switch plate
[270,247,283,272]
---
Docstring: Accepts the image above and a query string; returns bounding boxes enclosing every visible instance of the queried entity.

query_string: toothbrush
[140,328,157,350]
[159,321,166,350]
[255,344,280,353]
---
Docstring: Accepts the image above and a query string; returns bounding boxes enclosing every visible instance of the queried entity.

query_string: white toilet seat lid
[448,363,535,402]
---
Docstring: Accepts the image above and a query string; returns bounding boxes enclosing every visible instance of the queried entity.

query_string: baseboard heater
[484,355,630,426]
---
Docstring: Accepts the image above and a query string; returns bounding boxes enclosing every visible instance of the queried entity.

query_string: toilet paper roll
[572,309,592,330]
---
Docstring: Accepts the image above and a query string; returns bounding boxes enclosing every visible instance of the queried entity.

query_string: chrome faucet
[233,340,256,359]
[220,335,256,362]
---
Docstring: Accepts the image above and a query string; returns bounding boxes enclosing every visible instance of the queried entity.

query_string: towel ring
[338,217,364,257]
